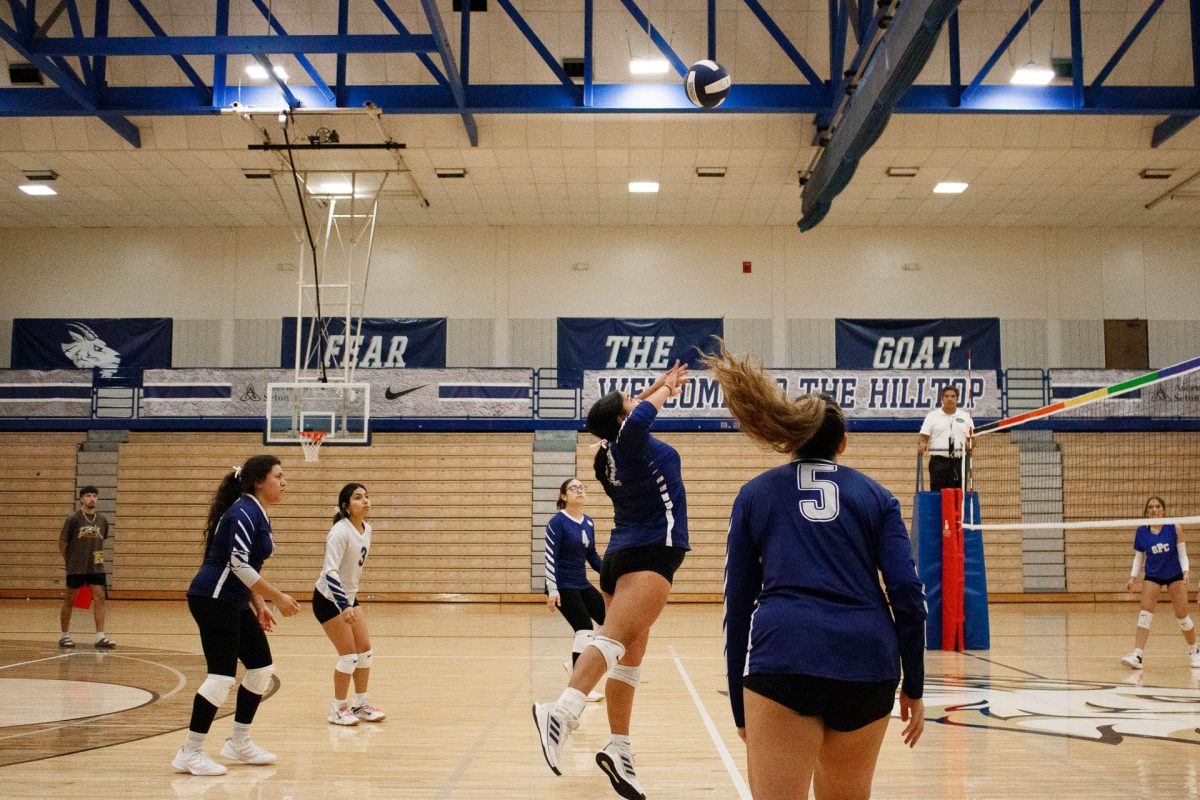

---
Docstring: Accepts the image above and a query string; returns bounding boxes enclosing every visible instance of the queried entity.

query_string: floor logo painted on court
[918,674,1200,745]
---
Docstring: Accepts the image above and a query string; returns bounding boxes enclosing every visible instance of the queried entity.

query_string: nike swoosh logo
[384,385,427,400]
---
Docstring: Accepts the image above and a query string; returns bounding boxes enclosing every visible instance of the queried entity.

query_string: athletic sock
[95,631,105,642]
[557,687,586,720]
[230,721,251,744]
[610,734,633,750]
[184,730,207,754]
[355,692,369,706]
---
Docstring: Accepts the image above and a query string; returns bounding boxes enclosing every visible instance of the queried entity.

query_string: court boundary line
[668,643,752,800]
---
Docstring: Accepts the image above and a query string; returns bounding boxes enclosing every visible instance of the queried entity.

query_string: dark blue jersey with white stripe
[188,495,275,608]
[724,459,926,728]
[596,401,690,552]
[1135,524,1182,580]
[544,511,603,594]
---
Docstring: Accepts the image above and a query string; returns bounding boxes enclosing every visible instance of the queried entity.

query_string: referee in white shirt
[917,385,974,491]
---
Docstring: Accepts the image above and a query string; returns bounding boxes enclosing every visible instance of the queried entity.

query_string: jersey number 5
[797,463,839,522]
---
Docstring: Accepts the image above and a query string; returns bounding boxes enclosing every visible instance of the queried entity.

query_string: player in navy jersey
[1121,495,1198,669]
[534,360,690,800]
[545,477,605,701]
[315,482,386,725]
[171,455,301,776]
[704,343,926,800]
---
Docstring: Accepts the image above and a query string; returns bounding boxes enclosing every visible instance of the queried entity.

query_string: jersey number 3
[797,463,839,522]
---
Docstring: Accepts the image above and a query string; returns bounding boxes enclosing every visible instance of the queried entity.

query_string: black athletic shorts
[312,588,360,624]
[556,585,606,631]
[599,545,687,596]
[187,595,272,676]
[66,573,106,589]
[742,673,898,732]
[1146,572,1184,587]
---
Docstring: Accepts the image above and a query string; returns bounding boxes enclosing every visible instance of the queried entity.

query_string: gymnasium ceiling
[1,0,1199,230]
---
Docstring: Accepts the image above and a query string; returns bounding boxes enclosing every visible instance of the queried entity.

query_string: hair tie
[588,440,608,450]
[232,466,242,479]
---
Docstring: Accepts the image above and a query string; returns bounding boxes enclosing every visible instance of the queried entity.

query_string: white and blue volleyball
[685,60,731,109]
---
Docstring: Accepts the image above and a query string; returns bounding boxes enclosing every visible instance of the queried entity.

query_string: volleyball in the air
[685,60,731,109]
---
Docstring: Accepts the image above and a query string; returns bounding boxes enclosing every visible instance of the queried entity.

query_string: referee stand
[914,461,990,651]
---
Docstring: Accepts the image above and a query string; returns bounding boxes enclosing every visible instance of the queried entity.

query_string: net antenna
[967,355,1200,534]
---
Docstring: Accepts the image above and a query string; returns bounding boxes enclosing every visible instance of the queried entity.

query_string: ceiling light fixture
[1010,61,1055,85]
[629,58,669,75]
[245,63,289,81]
[933,182,969,194]
[19,184,57,196]
[307,182,354,195]
[628,181,660,193]
[23,170,58,181]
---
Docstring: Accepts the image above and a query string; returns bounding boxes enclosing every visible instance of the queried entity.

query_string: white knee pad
[356,649,373,670]
[572,629,595,654]
[1179,616,1194,632]
[586,635,626,672]
[609,664,641,689]
[241,664,274,695]
[197,674,235,708]
[1137,610,1154,630]
[336,653,359,675]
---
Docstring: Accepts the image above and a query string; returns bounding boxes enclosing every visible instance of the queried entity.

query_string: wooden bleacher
[0,432,86,594]
[1060,432,1200,594]
[114,432,532,598]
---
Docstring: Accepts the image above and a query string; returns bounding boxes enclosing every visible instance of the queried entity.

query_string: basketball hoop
[299,430,326,463]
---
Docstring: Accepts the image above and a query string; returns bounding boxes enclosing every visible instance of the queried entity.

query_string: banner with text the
[556,317,723,388]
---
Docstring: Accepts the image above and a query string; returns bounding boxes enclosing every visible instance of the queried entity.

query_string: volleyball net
[965,356,1200,533]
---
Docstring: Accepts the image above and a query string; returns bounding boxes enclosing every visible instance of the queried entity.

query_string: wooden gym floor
[0,600,1198,799]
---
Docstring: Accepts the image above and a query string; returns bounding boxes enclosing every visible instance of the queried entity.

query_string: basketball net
[299,430,326,463]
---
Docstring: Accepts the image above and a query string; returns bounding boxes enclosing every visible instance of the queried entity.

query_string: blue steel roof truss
[0,0,1196,150]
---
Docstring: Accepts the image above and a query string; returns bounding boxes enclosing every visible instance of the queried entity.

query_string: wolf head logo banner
[61,323,122,376]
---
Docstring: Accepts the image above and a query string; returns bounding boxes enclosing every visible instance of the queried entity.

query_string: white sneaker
[352,702,386,722]
[596,743,645,800]
[1190,649,1200,669]
[219,737,277,765]
[171,747,227,776]
[1121,651,1144,670]
[328,701,359,726]
[587,688,604,702]
[532,702,576,776]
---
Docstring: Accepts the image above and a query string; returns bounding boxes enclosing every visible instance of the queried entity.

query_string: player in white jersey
[313,482,385,725]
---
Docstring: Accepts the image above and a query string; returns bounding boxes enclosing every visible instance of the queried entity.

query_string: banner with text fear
[280,317,446,369]
[835,318,1001,370]
[556,317,723,388]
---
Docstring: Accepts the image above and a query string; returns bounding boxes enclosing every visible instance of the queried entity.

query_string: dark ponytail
[202,455,281,555]
[333,482,368,524]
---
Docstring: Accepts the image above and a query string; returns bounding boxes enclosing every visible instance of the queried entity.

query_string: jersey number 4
[797,463,839,522]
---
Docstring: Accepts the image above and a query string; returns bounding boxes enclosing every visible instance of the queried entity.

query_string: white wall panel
[447,319,494,367]
[509,319,555,368]
[1150,321,1200,367]
[233,319,280,368]
[1000,319,1049,369]
[172,319,223,367]
[723,319,772,364]
[786,319,835,368]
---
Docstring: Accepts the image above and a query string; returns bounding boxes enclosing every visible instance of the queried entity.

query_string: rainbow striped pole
[975,355,1200,437]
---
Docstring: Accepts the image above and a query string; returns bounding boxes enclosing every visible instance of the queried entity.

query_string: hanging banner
[557,318,723,388]
[836,318,1000,370]
[581,369,1000,419]
[11,318,172,375]
[280,317,446,369]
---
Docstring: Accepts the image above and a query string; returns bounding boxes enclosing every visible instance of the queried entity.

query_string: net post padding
[299,430,326,463]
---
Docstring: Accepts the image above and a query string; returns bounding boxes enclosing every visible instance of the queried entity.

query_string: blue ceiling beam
[743,0,823,87]
[584,0,594,107]
[495,0,579,97]
[63,0,95,90]
[1068,0,1083,108]
[31,33,436,56]
[212,0,228,108]
[459,0,471,87]
[618,0,688,78]
[708,0,716,61]
[962,0,1046,103]
[246,0,335,104]
[417,0,478,146]
[92,0,108,90]
[125,0,211,102]
[371,0,448,90]
[947,8,961,106]
[0,12,139,147]
[252,54,300,109]
[1091,0,1165,91]
[3,83,1197,117]
[1151,114,1197,147]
